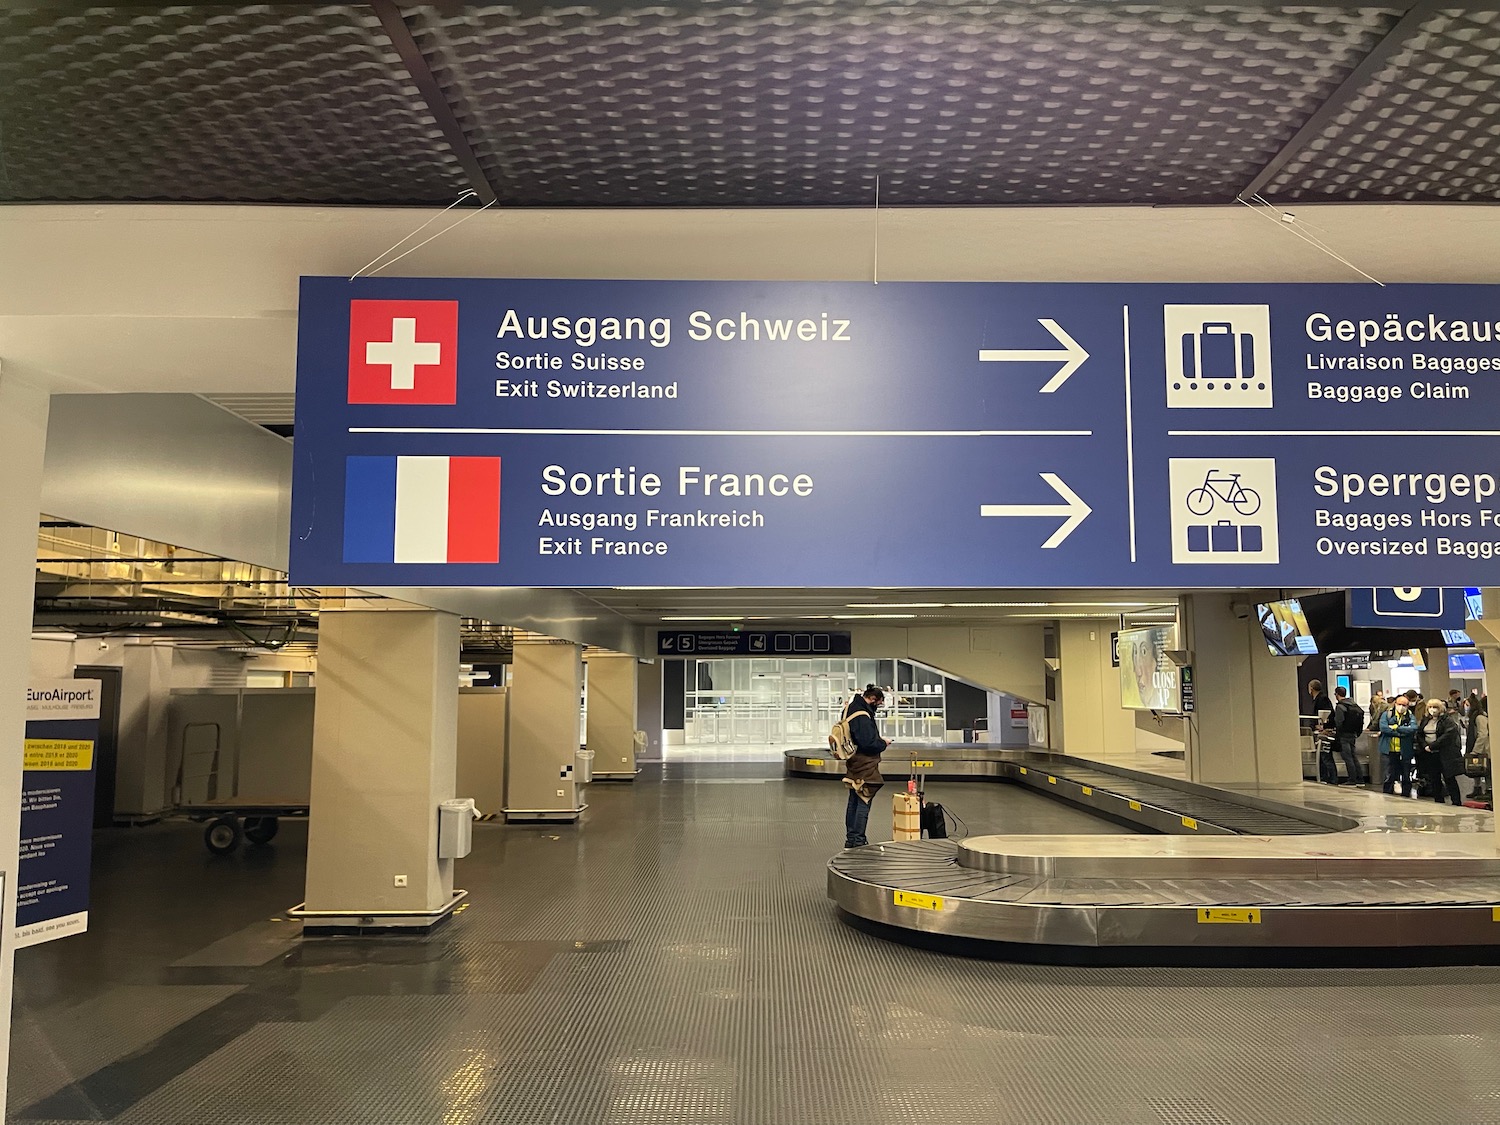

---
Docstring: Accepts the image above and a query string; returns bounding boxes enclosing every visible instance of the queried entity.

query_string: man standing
[1306,679,1334,722]
[1307,679,1335,783]
[1329,686,1364,785]
[842,685,892,849]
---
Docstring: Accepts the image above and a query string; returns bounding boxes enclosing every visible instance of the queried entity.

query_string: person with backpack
[840,685,892,849]
[1325,686,1364,785]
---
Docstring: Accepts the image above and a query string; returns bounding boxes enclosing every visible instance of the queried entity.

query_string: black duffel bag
[920,801,948,839]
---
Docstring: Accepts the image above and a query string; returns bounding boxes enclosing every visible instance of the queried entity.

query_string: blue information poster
[291,278,1500,588]
[16,680,100,948]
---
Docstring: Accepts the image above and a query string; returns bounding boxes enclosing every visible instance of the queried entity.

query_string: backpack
[828,706,865,760]
[1336,698,1365,736]
[920,801,949,839]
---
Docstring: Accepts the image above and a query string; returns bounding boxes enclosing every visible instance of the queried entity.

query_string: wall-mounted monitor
[1117,625,1181,711]
[1450,652,1485,675]
[1258,599,1318,656]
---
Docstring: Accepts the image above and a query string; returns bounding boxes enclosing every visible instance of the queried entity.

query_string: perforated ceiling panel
[4,2,1499,207]
[406,2,1401,206]
[1265,7,1500,201]
[0,5,468,203]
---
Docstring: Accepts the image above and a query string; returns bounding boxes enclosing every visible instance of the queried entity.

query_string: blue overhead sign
[1347,587,1467,630]
[291,278,1500,588]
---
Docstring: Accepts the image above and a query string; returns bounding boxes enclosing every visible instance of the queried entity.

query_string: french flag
[344,456,500,564]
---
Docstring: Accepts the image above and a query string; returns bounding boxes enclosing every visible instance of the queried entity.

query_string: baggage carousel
[796,746,1500,964]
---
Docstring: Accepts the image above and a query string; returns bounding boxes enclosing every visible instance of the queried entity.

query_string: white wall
[6,202,1500,400]
[1057,620,1136,761]
[170,649,248,690]
[849,623,1046,703]
[0,377,51,1123]
[28,636,76,679]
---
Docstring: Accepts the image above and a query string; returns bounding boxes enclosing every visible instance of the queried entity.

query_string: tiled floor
[13,762,1500,1125]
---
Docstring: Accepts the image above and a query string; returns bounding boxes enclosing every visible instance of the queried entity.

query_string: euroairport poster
[16,680,100,948]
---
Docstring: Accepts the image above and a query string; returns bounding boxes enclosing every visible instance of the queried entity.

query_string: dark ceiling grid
[1241,0,1447,200]
[402,2,1401,207]
[0,4,469,203]
[1261,5,1500,200]
[2,1,1500,206]
[369,0,499,201]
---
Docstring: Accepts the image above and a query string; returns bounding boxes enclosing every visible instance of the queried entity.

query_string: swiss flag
[348,299,459,404]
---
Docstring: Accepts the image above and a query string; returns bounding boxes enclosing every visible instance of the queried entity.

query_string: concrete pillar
[1057,620,1136,762]
[114,642,173,819]
[302,608,460,928]
[635,659,663,761]
[1180,593,1302,787]
[456,687,507,815]
[504,641,584,822]
[1420,656,1451,708]
[0,377,50,1121]
[1471,590,1500,848]
[585,650,639,780]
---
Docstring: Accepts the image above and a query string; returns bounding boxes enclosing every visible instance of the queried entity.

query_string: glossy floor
[13,764,1500,1125]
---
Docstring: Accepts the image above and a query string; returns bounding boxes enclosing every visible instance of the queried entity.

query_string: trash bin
[576,748,595,783]
[438,797,475,859]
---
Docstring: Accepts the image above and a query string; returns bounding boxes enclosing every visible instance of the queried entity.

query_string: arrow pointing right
[978,319,1089,392]
[979,473,1092,549]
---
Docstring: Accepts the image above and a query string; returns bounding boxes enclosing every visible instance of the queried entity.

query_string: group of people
[840,677,1492,853]
[1310,679,1490,805]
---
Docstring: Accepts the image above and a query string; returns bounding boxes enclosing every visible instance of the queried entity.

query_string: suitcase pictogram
[1186,519,1264,554]
[1164,307,1273,409]
[1182,322,1255,384]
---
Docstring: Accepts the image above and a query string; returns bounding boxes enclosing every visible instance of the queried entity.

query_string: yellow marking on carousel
[913,760,934,768]
[1082,786,1093,796]
[1047,775,1057,785]
[1197,908,1261,925]
[1128,800,1142,811]
[1181,816,1198,830]
[893,891,944,911]
[805,758,826,766]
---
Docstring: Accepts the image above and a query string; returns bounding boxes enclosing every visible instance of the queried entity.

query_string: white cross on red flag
[347,299,458,404]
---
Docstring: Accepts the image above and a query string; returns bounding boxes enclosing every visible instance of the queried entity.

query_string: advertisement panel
[16,680,101,948]
[1117,626,1181,711]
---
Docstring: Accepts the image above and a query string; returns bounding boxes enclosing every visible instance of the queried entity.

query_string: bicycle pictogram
[1185,469,1261,517]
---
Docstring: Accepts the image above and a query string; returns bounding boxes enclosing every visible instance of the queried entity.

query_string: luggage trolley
[182,801,311,855]
[172,716,311,854]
